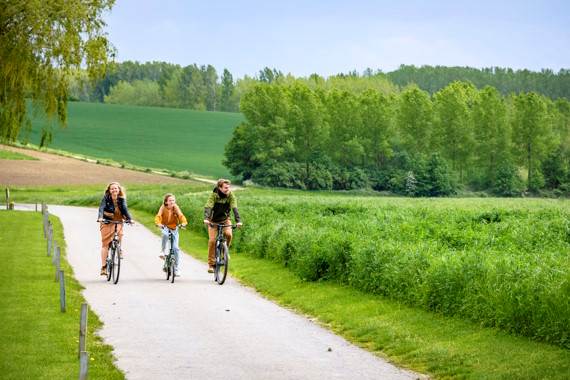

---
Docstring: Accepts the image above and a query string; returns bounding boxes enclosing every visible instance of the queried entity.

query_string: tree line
[387,65,570,99]
[67,62,570,115]
[224,80,570,196]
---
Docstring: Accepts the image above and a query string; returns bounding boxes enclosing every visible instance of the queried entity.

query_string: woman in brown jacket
[97,182,133,276]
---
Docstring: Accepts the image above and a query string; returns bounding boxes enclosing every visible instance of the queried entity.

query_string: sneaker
[174,269,180,277]
[100,266,107,276]
[119,250,124,259]
[207,266,214,273]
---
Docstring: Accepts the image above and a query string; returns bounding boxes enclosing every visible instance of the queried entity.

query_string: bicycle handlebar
[209,223,238,229]
[98,220,132,225]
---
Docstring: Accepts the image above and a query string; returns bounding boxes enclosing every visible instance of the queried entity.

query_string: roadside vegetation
[0,211,123,379]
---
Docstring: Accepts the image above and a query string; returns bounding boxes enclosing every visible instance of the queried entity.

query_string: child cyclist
[155,194,188,277]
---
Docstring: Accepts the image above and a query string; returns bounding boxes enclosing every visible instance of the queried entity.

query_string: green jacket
[204,188,241,223]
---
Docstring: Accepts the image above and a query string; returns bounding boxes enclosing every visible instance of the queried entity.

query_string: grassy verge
[0,148,37,160]
[133,208,570,379]
[0,211,124,379]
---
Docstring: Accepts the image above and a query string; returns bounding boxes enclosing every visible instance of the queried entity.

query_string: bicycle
[210,223,237,285]
[100,220,130,284]
[161,224,185,283]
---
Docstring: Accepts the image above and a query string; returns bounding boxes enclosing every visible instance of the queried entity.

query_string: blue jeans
[161,227,180,270]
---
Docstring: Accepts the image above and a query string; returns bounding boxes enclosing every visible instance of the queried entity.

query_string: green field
[26,102,243,178]
[0,211,123,379]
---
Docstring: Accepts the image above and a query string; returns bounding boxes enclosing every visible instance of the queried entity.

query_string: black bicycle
[210,223,237,285]
[100,220,129,284]
[162,225,185,283]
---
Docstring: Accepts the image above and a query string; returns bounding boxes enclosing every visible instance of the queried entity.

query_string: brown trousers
[208,219,232,267]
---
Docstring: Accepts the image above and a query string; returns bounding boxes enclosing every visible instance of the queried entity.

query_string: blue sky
[104,0,570,78]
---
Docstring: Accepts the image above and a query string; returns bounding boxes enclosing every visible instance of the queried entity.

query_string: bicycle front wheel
[170,253,176,284]
[106,248,113,282]
[215,242,229,285]
[112,245,121,284]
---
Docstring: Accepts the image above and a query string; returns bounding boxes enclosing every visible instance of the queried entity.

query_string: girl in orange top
[155,193,188,276]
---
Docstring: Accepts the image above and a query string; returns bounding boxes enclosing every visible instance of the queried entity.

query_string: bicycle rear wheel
[112,245,121,284]
[106,247,113,282]
[214,242,228,285]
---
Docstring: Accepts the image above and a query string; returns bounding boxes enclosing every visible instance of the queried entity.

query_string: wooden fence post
[46,222,53,257]
[5,187,9,210]
[79,303,88,357]
[58,270,66,312]
[54,245,61,281]
[79,351,89,380]
[42,206,47,237]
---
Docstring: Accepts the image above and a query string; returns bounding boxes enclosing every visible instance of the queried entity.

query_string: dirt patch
[0,145,196,186]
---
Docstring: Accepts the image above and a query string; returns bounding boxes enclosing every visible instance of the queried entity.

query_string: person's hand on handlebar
[203,219,210,227]
[236,222,243,229]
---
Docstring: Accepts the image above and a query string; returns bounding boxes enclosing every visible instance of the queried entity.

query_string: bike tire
[166,256,171,281]
[112,245,121,284]
[215,242,229,285]
[170,253,176,284]
[106,247,113,282]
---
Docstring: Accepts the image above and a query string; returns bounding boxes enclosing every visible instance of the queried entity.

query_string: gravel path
[49,205,422,380]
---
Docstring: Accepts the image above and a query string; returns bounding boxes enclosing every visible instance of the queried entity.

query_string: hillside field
[25,102,243,178]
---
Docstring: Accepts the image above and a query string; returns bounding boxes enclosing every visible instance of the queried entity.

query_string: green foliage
[104,80,162,106]
[1,0,115,142]
[388,64,570,99]
[512,92,551,190]
[493,160,523,196]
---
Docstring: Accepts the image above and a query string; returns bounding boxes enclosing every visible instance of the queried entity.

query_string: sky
[103,0,570,78]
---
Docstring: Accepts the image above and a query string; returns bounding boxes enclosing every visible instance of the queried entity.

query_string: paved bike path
[49,205,421,380]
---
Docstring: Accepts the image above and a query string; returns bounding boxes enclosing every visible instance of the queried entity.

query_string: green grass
[0,211,124,379]
[132,209,570,380]
[0,148,37,160]
[26,101,244,178]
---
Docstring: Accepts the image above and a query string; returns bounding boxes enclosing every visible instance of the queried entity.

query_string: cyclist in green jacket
[203,179,242,273]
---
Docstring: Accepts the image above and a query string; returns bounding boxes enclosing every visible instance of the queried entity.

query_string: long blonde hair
[104,182,126,199]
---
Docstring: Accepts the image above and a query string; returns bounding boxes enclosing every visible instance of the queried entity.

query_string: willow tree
[1,0,115,143]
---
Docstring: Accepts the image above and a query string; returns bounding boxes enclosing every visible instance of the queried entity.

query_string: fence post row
[38,204,88,378]
[58,270,66,313]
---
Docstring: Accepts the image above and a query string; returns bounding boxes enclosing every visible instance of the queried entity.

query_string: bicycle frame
[100,220,129,284]
[210,223,237,285]
[163,224,184,283]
